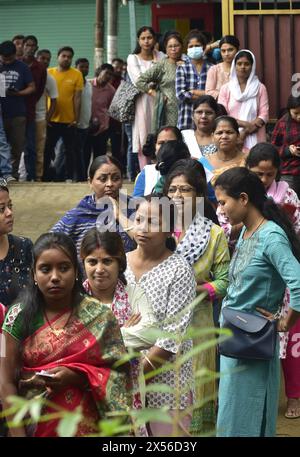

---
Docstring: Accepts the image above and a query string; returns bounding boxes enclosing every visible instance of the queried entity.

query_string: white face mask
[187,46,204,60]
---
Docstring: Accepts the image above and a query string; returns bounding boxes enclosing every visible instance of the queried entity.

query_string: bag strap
[134,54,142,72]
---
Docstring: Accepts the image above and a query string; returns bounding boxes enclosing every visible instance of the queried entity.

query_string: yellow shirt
[48,67,83,123]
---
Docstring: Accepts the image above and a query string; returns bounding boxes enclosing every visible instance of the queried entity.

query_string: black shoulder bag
[218,307,279,361]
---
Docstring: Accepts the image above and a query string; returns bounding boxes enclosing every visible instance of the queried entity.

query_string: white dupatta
[229,49,260,149]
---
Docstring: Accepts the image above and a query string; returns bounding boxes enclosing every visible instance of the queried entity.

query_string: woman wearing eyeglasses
[0,179,33,309]
[163,159,230,435]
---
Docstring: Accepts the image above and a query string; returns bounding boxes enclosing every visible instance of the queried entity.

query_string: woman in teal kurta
[215,167,300,437]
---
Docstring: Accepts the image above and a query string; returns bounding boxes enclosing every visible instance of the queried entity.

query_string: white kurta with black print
[125,253,196,409]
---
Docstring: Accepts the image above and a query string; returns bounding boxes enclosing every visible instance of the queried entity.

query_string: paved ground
[9,181,300,437]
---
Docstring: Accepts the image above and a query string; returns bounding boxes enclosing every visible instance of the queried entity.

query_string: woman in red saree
[0,232,131,437]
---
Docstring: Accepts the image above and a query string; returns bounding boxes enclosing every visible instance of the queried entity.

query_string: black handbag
[218,307,278,361]
[108,80,140,123]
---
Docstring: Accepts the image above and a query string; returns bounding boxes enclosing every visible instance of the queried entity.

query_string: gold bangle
[278,319,288,332]
[144,355,156,370]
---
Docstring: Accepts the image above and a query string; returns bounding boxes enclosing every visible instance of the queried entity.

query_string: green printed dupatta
[19,296,132,436]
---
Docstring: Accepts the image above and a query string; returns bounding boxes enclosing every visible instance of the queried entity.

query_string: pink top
[205,63,230,100]
[218,82,269,148]
[0,302,5,332]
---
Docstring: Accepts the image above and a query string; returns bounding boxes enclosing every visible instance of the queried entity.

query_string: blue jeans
[0,113,12,177]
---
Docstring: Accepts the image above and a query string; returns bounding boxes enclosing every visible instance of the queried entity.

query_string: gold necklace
[243,218,265,239]
[43,309,73,338]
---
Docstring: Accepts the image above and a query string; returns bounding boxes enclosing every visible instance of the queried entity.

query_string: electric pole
[107,0,118,63]
[95,0,104,69]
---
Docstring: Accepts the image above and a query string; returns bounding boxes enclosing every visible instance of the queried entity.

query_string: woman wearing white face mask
[176,29,214,130]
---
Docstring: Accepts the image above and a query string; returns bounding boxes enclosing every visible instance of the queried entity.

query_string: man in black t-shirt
[0,41,35,179]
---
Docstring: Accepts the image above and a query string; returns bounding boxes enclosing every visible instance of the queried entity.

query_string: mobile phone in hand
[35,370,55,378]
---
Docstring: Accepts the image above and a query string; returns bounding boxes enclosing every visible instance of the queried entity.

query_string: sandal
[285,398,300,419]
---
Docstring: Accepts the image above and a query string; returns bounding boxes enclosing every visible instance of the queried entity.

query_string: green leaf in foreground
[57,408,82,437]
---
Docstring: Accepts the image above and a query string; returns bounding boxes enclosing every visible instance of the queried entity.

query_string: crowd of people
[1,25,300,438]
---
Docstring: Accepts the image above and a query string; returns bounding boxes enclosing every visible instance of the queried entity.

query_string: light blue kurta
[217,221,300,437]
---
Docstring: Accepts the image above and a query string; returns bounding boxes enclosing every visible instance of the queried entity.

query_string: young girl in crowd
[136,32,184,132]
[126,194,196,436]
[246,144,300,419]
[127,26,165,170]
[205,35,240,100]
[80,228,158,435]
[218,142,300,247]
[0,232,131,437]
[217,147,300,417]
[80,228,157,352]
[271,94,300,197]
[215,167,300,437]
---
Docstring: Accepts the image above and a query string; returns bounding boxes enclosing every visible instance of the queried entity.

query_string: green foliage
[56,408,82,437]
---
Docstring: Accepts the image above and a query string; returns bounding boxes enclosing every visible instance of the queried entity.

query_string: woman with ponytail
[215,167,300,437]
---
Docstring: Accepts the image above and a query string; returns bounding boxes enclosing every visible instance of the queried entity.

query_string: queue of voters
[0,15,300,438]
